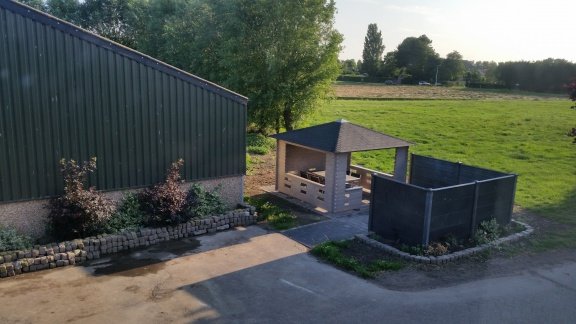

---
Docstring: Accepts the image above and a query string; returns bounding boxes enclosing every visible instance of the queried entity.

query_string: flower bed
[356,220,533,264]
[0,204,256,278]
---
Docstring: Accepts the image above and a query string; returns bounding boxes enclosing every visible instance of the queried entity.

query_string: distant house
[0,1,248,237]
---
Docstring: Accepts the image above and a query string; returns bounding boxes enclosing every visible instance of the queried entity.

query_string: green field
[309,99,576,248]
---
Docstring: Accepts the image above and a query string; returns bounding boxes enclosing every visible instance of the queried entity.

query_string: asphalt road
[0,226,574,324]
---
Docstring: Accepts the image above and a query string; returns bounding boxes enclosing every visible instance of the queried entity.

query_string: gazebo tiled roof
[270,119,411,153]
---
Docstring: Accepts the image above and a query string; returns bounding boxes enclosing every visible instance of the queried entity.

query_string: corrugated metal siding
[0,3,247,203]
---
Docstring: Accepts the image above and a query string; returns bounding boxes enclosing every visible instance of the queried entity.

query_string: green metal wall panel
[0,2,247,203]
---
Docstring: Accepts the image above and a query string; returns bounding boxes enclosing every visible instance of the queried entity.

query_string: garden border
[355,220,533,264]
[0,204,257,278]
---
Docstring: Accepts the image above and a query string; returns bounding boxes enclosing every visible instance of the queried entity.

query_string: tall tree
[439,50,465,82]
[77,0,138,47]
[163,0,343,132]
[361,23,384,76]
[45,0,81,23]
[17,0,45,10]
[394,35,439,82]
[32,0,138,48]
[340,59,358,75]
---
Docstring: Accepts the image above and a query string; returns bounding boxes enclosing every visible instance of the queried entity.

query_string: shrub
[104,193,144,233]
[399,244,424,256]
[139,159,187,226]
[473,218,501,245]
[246,133,275,155]
[568,128,576,144]
[185,184,227,219]
[425,242,449,256]
[246,146,269,155]
[0,226,32,252]
[336,75,390,83]
[47,158,115,240]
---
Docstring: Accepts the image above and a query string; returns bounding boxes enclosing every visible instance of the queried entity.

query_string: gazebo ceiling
[270,119,412,153]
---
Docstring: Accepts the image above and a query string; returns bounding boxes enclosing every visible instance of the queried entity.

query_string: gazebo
[270,119,412,214]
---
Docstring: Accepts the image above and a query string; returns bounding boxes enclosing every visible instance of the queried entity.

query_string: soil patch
[340,239,404,265]
[245,152,276,196]
[334,83,565,100]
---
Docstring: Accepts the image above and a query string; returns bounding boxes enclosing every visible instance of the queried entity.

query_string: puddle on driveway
[88,238,200,277]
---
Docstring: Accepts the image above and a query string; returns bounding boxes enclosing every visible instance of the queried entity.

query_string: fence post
[368,173,376,232]
[409,153,415,184]
[507,175,518,224]
[422,190,433,248]
[470,181,480,237]
[457,161,462,184]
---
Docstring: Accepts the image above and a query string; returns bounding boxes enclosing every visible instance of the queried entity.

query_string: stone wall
[0,175,244,239]
[0,204,257,279]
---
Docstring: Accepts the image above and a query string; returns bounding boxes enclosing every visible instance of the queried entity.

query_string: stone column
[325,152,350,213]
[275,140,286,191]
[394,146,409,183]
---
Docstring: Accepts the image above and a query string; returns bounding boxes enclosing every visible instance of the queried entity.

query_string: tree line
[18,0,342,133]
[342,23,576,93]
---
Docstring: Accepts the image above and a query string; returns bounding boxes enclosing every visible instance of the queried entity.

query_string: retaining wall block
[0,207,256,279]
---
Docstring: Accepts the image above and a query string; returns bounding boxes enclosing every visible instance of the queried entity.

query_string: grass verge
[311,240,403,278]
[245,196,297,230]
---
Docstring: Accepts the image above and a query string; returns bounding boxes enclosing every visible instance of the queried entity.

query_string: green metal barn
[0,0,248,237]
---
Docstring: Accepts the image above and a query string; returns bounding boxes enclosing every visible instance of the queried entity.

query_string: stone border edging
[0,204,257,278]
[355,220,533,264]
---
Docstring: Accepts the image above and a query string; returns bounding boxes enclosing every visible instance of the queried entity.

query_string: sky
[334,0,575,63]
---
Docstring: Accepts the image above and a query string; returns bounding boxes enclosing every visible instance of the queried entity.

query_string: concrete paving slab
[282,213,369,247]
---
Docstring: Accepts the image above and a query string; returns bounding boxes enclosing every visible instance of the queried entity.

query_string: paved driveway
[0,226,575,323]
[282,212,369,247]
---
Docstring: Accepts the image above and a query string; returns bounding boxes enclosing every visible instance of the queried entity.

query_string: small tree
[567,80,576,143]
[48,157,115,240]
[439,51,465,82]
[139,159,187,226]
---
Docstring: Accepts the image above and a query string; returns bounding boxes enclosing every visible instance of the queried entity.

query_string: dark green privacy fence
[0,1,247,203]
[369,155,517,246]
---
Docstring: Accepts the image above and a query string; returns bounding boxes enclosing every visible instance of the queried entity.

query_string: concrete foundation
[0,175,244,239]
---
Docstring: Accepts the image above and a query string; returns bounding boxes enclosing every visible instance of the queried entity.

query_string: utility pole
[435,65,440,86]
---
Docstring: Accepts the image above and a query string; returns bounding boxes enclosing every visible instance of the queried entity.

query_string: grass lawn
[311,240,403,278]
[308,99,576,248]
